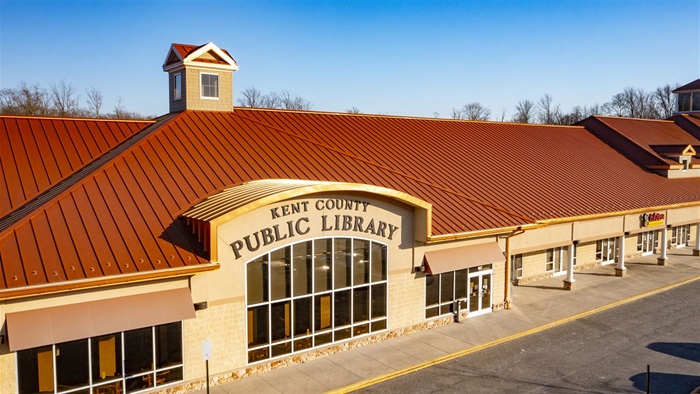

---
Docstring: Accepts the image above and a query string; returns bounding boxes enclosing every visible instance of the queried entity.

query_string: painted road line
[326,275,700,394]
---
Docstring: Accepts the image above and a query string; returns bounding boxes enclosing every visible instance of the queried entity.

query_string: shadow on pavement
[648,342,700,363]
[630,372,700,394]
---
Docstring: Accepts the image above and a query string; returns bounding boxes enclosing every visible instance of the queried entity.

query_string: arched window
[246,237,388,363]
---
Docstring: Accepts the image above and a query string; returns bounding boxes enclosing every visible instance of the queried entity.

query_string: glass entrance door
[468,270,492,316]
[638,231,656,256]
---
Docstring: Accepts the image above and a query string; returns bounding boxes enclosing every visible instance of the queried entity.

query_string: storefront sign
[230,198,400,259]
[640,212,664,228]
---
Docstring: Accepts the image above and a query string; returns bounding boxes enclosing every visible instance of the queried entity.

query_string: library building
[0,43,698,394]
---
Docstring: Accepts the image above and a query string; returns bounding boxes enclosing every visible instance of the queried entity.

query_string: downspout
[503,227,525,310]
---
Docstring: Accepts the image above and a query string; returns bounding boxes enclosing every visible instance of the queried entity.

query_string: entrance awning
[6,287,195,352]
[423,242,504,275]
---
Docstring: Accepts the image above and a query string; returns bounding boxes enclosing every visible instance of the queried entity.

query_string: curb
[326,275,700,394]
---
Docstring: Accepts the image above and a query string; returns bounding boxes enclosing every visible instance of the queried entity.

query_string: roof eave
[0,263,219,301]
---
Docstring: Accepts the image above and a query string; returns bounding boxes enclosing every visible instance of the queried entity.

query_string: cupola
[673,79,700,114]
[162,42,238,113]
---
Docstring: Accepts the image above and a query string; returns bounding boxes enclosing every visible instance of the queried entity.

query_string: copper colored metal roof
[673,114,700,140]
[1,109,699,297]
[0,116,152,219]
[582,116,700,168]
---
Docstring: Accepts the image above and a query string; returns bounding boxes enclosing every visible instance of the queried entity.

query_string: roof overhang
[182,179,433,262]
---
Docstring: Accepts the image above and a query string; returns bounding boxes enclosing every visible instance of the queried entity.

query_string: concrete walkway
[195,248,699,394]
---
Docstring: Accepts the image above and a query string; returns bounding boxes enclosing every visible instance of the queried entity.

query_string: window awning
[423,242,504,275]
[6,287,195,352]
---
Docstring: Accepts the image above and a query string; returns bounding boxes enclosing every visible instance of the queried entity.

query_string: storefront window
[17,322,184,394]
[246,237,388,363]
[425,265,492,319]
[671,225,691,246]
[596,238,618,264]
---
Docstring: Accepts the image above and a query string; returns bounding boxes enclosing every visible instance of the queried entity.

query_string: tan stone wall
[0,346,17,394]
[183,300,246,381]
[387,269,424,329]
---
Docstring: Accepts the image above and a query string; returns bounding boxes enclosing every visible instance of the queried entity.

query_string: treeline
[450,84,678,124]
[0,81,148,119]
[2,80,680,125]
[236,86,312,110]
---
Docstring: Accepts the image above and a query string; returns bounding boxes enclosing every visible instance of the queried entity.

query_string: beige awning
[423,242,504,275]
[6,287,195,352]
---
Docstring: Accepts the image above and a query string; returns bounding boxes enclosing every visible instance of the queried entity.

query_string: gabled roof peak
[163,42,238,72]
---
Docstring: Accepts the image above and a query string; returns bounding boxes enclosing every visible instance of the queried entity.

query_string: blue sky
[1,0,699,119]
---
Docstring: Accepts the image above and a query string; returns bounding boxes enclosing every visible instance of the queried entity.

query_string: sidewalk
[195,248,699,394]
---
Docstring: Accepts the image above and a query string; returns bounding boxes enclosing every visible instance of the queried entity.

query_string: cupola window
[173,73,182,101]
[201,73,219,99]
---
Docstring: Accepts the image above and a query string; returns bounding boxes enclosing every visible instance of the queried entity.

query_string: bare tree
[450,107,465,120]
[280,90,312,110]
[237,86,312,110]
[86,86,103,116]
[261,91,281,108]
[110,96,144,119]
[0,82,52,115]
[432,112,440,118]
[653,84,676,119]
[237,86,266,107]
[346,106,361,114]
[50,80,80,117]
[512,99,536,123]
[607,87,658,119]
[537,94,561,124]
[463,102,490,120]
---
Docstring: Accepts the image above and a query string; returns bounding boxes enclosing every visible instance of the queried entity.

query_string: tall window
[545,247,566,274]
[201,73,219,98]
[173,73,182,100]
[596,238,618,264]
[511,254,523,280]
[17,322,183,394]
[678,93,691,112]
[671,225,690,246]
[246,237,388,364]
[637,231,658,254]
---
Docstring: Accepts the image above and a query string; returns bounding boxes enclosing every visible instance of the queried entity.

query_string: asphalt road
[356,280,700,394]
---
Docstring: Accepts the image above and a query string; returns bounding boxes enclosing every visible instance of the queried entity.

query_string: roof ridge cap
[0,114,154,123]
[593,115,673,123]
[234,107,582,128]
[0,112,180,235]
[235,111,538,225]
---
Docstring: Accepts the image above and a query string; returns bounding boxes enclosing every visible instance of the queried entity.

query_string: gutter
[426,223,545,243]
[501,228,525,310]
[537,201,700,226]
